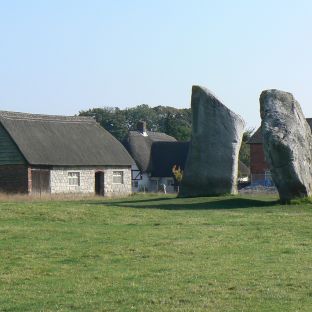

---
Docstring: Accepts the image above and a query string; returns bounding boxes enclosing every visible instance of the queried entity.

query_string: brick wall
[0,165,29,193]
[250,144,269,175]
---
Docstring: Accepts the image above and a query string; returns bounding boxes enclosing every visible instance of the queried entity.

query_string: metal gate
[31,169,50,195]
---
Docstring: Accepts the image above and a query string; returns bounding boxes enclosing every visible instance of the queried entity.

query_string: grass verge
[0,194,312,311]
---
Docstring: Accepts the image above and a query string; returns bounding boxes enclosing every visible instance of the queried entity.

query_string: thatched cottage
[126,121,250,192]
[0,111,133,196]
[125,121,178,192]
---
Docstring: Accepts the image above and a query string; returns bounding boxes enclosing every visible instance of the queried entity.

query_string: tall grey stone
[179,86,245,197]
[260,89,312,202]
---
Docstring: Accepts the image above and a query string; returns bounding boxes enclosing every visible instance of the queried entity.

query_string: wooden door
[31,169,50,195]
[95,171,104,196]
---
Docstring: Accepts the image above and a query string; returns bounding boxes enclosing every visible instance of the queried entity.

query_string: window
[113,171,124,184]
[132,181,139,188]
[68,172,80,186]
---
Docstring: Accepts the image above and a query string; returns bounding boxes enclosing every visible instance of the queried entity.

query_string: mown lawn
[0,194,312,311]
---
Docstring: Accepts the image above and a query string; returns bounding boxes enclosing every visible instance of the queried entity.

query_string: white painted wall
[131,163,176,193]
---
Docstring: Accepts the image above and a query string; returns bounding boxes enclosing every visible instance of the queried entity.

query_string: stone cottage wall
[50,167,94,194]
[50,166,132,196]
[104,167,132,197]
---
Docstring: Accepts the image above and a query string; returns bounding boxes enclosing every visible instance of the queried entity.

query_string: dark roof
[125,130,176,172]
[150,141,189,177]
[0,111,133,166]
[143,140,250,178]
[248,118,312,144]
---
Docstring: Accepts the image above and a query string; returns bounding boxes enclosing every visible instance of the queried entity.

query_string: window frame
[68,171,80,186]
[113,171,124,184]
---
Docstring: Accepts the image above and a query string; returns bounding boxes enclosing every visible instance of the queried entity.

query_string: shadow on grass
[89,196,279,210]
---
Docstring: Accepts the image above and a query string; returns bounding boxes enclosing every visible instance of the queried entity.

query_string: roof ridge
[0,110,95,123]
[0,111,133,166]
[129,130,176,137]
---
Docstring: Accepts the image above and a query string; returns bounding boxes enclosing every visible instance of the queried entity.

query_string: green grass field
[1,194,312,311]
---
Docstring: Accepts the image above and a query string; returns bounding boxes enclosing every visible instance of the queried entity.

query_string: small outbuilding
[0,111,133,196]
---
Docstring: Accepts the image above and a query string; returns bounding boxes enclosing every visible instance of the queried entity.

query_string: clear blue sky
[1,0,312,128]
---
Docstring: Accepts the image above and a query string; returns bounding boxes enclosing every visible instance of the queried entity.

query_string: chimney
[137,121,148,136]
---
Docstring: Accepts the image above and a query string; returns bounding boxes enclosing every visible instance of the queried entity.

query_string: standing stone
[260,89,312,203]
[179,86,245,197]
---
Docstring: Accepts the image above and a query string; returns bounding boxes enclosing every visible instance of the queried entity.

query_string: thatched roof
[150,141,189,177]
[150,141,249,178]
[0,111,133,166]
[126,131,250,178]
[248,118,312,144]
[125,130,176,172]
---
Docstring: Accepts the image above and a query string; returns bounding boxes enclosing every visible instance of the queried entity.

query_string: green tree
[124,104,159,132]
[79,105,192,141]
[79,107,128,141]
[172,165,183,192]
[155,106,192,141]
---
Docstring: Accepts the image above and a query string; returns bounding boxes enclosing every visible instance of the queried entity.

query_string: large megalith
[178,86,245,197]
[260,89,312,203]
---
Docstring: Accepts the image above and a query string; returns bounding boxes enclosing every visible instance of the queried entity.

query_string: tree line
[79,104,192,141]
[79,104,252,165]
